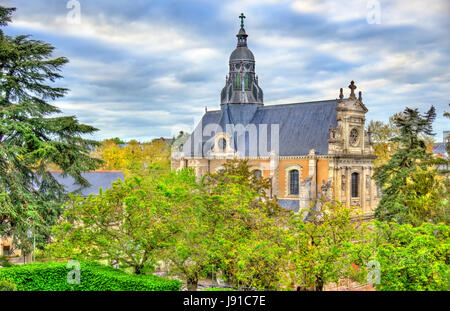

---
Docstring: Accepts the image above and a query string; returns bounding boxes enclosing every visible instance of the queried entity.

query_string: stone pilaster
[308,149,317,199]
[361,166,366,213]
[346,166,351,208]
[269,150,279,196]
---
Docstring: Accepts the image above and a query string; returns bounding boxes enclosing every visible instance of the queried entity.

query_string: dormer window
[218,138,227,151]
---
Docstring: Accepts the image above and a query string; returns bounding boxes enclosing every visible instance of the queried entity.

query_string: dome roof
[229,47,254,62]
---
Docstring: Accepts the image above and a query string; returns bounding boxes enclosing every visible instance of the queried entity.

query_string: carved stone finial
[348,80,357,98]
[339,88,344,100]
[358,91,362,101]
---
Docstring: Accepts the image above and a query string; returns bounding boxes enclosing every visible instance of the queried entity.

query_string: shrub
[201,287,235,291]
[0,256,12,268]
[0,279,17,291]
[0,261,181,291]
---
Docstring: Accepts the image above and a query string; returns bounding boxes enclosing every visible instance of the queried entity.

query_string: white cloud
[12,14,199,54]
[291,0,366,22]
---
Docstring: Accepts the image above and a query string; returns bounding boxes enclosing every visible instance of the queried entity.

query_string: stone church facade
[171,17,380,216]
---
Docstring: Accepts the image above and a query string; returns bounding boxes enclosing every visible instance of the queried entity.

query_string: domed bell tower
[221,13,264,105]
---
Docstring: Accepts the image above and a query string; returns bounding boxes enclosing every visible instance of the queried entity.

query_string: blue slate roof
[182,100,337,157]
[50,171,124,197]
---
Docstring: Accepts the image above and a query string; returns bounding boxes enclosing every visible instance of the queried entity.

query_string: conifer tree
[0,6,101,252]
[373,106,442,224]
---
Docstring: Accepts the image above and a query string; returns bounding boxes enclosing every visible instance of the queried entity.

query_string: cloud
[2,0,449,142]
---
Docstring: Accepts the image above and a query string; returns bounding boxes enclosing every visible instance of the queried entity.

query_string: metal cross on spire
[239,13,246,28]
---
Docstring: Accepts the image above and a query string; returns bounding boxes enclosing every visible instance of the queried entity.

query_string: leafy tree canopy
[373,106,448,225]
[373,221,449,291]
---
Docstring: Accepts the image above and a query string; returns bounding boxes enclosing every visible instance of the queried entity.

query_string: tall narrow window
[244,73,250,89]
[217,138,227,151]
[289,170,299,195]
[351,172,359,198]
[235,74,241,89]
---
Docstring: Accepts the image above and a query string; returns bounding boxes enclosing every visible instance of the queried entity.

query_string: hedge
[201,287,235,291]
[0,261,181,291]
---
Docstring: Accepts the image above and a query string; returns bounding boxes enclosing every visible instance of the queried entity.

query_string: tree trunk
[134,264,144,274]
[315,275,324,291]
[187,277,198,291]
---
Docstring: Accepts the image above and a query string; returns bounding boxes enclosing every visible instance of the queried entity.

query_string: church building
[171,15,380,216]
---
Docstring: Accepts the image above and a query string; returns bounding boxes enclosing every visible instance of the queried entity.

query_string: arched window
[217,138,227,151]
[253,169,262,180]
[244,73,250,90]
[235,74,241,89]
[351,172,359,198]
[289,170,299,195]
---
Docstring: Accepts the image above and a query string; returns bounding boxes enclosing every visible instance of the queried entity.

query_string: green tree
[287,200,371,291]
[202,160,290,290]
[0,6,101,253]
[93,138,170,178]
[403,166,449,225]
[373,106,442,224]
[368,117,400,167]
[373,221,449,291]
[109,137,125,145]
[48,169,196,274]
[162,159,290,290]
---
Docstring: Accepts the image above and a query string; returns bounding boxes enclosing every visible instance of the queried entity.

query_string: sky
[1,0,449,142]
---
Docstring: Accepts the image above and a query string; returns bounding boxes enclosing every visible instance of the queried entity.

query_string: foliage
[368,117,400,167]
[373,106,446,225]
[93,138,171,177]
[0,255,12,267]
[222,229,289,290]
[48,169,197,274]
[0,6,15,28]
[178,159,289,291]
[369,114,435,167]
[109,137,125,145]
[0,5,101,252]
[201,287,235,291]
[373,221,449,291]
[0,261,181,291]
[287,200,372,291]
[0,279,16,291]
[403,166,449,226]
